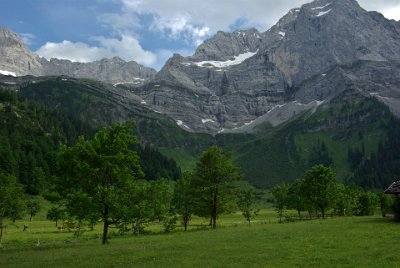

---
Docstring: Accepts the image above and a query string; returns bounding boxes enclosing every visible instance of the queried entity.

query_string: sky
[0,0,399,70]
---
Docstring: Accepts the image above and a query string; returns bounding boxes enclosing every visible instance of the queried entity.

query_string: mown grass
[0,209,398,267]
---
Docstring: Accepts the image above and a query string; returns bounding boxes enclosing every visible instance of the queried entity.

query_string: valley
[0,0,400,266]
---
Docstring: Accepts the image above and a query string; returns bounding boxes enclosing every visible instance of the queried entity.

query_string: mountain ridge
[1,0,400,134]
[0,28,156,84]
[134,0,400,134]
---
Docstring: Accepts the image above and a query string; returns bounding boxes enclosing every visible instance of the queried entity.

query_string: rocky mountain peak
[137,0,400,134]
[0,28,43,76]
[191,28,262,61]
[0,28,25,47]
[0,28,156,84]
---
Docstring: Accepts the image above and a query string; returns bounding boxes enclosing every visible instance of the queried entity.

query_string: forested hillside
[0,87,182,195]
[3,77,400,190]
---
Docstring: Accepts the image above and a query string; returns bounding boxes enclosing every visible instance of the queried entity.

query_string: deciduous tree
[237,188,259,224]
[272,183,289,222]
[173,172,195,231]
[192,146,239,229]
[0,173,25,247]
[301,165,337,219]
[57,122,143,244]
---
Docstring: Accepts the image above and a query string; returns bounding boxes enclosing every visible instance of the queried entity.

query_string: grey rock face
[41,57,156,85]
[0,28,43,76]
[136,0,400,134]
[0,28,156,84]
[191,28,263,61]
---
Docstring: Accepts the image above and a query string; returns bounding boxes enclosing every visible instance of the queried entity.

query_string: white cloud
[98,12,141,34]
[19,33,36,46]
[357,0,400,20]
[381,5,400,21]
[35,0,400,70]
[151,16,210,46]
[119,0,400,35]
[120,0,308,33]
[36,35,156,66]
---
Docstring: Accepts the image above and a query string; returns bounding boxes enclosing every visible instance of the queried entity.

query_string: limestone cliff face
[134,0,400,134]
[40,57,156,85]
[0,28,43,76]
[0,28,156,84]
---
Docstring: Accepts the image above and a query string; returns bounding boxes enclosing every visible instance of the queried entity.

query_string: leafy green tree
[334,184,356,216]
[379,193,394,217]
[336,185,364,216]
[46,207,66,227]
[237,188,259,224]
[287,179,306,218]
[0,173,25,247]
[272,184,289,222]
[173,172,195,231]
[357,191,379,216]
[57,122,143,244]
[26,198,41,221]
[301,165,337,219]
[118,179,172,235]
[192,146,239,229]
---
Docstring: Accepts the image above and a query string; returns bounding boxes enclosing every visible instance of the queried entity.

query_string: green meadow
[0,208,398,267]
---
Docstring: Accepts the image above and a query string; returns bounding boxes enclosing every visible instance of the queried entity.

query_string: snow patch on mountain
[311,3,331,10]
[316,9,332,17]
[0,70,16,77]
[192,50,258,68]
[201,118,215,124]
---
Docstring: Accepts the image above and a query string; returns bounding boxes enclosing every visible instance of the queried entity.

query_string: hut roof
[384,181,400,195]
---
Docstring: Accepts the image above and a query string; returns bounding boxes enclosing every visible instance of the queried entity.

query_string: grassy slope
[0,215,398,267]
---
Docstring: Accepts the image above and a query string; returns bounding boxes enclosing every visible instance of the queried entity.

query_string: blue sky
[1,0,399,70]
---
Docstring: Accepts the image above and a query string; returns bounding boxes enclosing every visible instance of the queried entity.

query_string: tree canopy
[192,146,240,228]
[300,165,337,219]
[57,121,143,244]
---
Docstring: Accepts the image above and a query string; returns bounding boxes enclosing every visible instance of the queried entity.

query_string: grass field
[0,208,398,267]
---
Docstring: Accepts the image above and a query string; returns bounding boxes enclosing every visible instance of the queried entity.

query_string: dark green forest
[0,87,181,196]
[2,80,400,191]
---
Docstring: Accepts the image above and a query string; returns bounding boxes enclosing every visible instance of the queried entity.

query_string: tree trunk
[0,215,4,247]
[321,207,325,219]
[30,213,33,222]
[102,206,109,244]
[212,189,218,229]
[184,221,187,231]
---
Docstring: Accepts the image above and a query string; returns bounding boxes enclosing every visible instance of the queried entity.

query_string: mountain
[132,0,400,134]
[1,0,400,189]
[40,57,156,86]
[0,28,43,76]
[0,28,156,84]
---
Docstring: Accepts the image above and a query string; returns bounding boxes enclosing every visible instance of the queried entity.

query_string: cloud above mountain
[5,0,398,70]
[37,35,156,66]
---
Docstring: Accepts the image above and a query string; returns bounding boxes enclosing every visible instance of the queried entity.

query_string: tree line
[53,123,252,244]
[272,164,400,222]
[0,119,255,245]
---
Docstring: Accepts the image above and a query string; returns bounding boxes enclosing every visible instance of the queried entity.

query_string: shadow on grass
[351,216,398,225]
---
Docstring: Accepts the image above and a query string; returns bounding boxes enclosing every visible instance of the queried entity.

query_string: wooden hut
[384,181,400,195]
